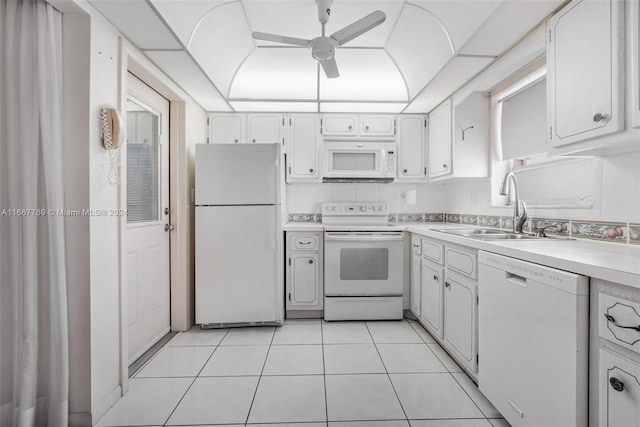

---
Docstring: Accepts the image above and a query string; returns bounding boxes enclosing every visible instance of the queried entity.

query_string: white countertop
[406,223,640,289]
[283,222,324,232]
[283,222,640,288]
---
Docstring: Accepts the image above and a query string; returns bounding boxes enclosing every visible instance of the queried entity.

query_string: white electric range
[322,202,405,321]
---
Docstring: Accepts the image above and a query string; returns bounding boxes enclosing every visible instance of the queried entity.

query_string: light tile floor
[97,319,511,427]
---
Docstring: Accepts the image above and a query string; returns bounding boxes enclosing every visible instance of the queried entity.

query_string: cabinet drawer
[411,236,422,255]
[292,235,319,251]
[445,247,477,279]
[599,292,640,354]
[421,239,443,264]
[598,348,640,426]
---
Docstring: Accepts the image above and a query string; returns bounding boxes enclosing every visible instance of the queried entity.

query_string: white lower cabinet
[420,260,444,339]
[286,232,323,312]
[591,278,640,426]
[444,272,477,373]
[410,233,478,378]
[410,252,422,317]
[599,348,640,426]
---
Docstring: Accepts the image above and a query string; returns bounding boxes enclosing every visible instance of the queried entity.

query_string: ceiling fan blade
[252,32,310,47]
[320,57,339,79]
[330,10,386,46]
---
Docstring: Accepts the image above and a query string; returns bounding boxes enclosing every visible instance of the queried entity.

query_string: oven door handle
[324,234,405,242]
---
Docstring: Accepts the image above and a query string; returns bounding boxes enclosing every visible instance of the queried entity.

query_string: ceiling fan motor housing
[317,0,332,24]
[310,37,337,61]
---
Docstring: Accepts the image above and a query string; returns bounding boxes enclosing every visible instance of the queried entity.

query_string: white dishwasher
[478,251,589,427]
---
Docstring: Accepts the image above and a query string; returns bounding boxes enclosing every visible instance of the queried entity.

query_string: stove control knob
[360,206,366,212]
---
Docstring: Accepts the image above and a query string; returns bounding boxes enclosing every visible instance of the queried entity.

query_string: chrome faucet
[499,172,527,233]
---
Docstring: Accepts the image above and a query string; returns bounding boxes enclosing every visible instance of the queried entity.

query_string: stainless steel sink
[434,228,573,241]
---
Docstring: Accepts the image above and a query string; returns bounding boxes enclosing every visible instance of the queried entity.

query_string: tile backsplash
[287,209,640,245]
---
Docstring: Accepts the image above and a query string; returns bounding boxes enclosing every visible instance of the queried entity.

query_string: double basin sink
[434,228,571,241]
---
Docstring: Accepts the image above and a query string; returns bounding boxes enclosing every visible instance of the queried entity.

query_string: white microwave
[322,142,396,183]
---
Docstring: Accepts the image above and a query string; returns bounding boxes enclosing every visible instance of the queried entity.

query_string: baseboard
[285,310,323,319]
[91,385,121,425]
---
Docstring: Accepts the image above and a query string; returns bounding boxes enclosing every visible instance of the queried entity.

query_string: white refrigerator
[195,143,283,326]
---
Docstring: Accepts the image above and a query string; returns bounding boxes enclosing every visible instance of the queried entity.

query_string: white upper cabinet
[360,115,396,137]
[428,99,453,179]
[547,0,624,147]
[287,114,320,182]
[248,114,284,144]
[397,115,426,181]
[322,115,358,137]
[210,114,244,143]
[321,114,396,138]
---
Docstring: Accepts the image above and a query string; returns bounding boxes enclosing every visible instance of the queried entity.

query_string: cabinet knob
[308,259,314,264]
[593,113,608,122]
[309,168,314,173]
[443,163,448,169]
[234,139,238,143]
[252,139,256,143]
[403,169,408,173]
[348,125,353,130]
[433,275,438,281]
[365,125,370,131]
[609,377,624,392]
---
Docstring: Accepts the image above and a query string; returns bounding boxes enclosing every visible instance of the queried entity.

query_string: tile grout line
[162,328,231,427]
[321,320,329,427]
[243,327,277,425]
[408,321,492,422]
[363,321,411,425]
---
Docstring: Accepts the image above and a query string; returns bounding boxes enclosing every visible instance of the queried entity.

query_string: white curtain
[0,1,69,426]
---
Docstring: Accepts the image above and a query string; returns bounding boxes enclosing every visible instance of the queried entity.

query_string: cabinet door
[398,115,425,180]
[248,114,283,144]
[210,114,244,143]
[444,273,477,372]
[288,253,321,309]
[411,253,421,317]
[288,115,320,181]
[599,348,640,426]
[360,115,396,137]
[428,99,452,179]
[322,115,357,136]
[420,260,444,339]
[547,0,623,146]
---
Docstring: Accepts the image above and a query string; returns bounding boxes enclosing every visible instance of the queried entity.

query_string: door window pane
[127,99,159,223]
[340,248,389,280]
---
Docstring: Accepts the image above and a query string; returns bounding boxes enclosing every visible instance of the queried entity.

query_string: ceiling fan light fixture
[310,37,337,61]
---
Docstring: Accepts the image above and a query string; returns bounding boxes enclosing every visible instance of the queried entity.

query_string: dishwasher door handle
[505,272,527,287]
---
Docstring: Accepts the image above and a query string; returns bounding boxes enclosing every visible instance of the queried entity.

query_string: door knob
[308,259,314,264]
[164,224,174,232]
[403,169,408,173]
[443,163,448,169]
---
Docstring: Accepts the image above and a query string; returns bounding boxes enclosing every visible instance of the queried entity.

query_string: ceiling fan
[252,0,386,78]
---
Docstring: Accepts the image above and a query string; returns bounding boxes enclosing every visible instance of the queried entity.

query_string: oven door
[324,231,404,296]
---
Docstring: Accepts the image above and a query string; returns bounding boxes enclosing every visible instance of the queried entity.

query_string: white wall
[57,1,208,424]
[286,182,446,215]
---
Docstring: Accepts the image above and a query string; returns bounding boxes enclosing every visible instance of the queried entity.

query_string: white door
[248,114,283,144]
[398,115,425,180]
[210,114,244,143]
[322,114,357,136]
[126,73,171,365]
[288,114,319,181]
[428,99,452,179]
[360,115,396,136]
[289,253,320,308]
[420,260,444,339]
[444,273,477,372]
[410,253,421,317]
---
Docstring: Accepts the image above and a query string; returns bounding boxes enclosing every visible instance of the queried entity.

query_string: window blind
[500,78,547,160]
